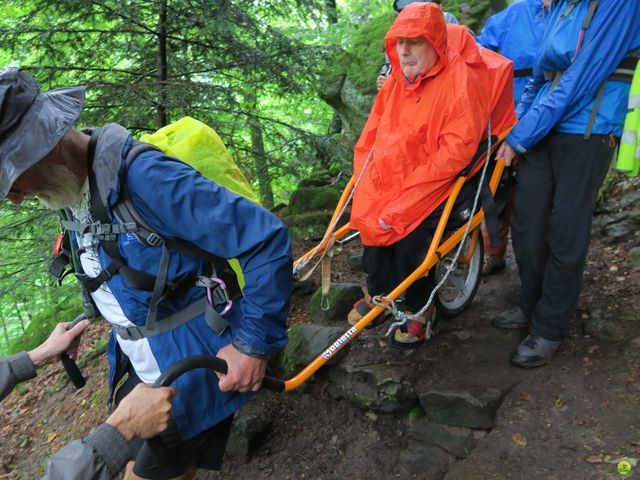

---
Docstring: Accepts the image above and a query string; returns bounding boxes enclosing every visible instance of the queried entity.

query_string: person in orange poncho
[347,3,496,347]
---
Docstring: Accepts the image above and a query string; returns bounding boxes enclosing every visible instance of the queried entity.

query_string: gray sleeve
[0,352,37,402]
[41,424,131,480]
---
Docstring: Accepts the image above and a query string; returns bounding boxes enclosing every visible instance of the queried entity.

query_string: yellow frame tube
[293,176,355,270]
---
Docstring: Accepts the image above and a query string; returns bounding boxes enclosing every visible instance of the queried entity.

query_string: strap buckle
[145,232,164,247]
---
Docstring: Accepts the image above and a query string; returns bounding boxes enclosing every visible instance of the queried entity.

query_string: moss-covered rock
[313,136,353,175]
[327,361,419,414]
[318,12,393,143]
[317,75,375,143]
[309,283,362,324]
[276,324,346,375]
[298,169,340,188]
[283,211,333,240]
[442,0,509,31]
[288,186,341,215]
[325,12,394,96]
[284,169,350,240]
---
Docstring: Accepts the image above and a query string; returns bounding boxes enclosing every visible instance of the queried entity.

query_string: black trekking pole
[145,355,284,464]
[61,313,87,388]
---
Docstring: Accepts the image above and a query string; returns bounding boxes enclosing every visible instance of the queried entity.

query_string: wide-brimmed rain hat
[0,68,84,199]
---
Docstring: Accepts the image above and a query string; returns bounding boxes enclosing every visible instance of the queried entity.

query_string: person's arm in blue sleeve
[476,9,508,52]
[507,1,640,153]
[127,156,292,360]
[515,67,546,119]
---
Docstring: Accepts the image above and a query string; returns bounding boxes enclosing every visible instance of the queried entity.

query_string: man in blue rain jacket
[0,68,292,479]
[497,0,640,368]
[477,0,550,104]
[476,0,550,276]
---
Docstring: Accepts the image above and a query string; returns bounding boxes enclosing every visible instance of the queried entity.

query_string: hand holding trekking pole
[28,319,90,368]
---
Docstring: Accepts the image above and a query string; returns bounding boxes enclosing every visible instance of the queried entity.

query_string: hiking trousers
[363,212,437,312]
[511,132,615,341]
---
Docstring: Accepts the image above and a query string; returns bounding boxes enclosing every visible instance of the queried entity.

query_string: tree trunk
[14,301,25,334]
[0,315,9,351]
[156,0,169,128]
[326,0,338,24]
[250,119,274,209]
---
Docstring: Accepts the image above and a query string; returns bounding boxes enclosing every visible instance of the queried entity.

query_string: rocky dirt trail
[208,235,640,480]
[1,185,639,479]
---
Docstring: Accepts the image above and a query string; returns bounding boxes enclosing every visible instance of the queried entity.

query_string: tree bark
[326,0,338,24]
[250,119,274,209]
[0,315,9,349]
[156,0,169,128]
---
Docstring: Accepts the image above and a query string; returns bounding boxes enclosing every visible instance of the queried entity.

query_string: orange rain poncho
[350,3,516,247]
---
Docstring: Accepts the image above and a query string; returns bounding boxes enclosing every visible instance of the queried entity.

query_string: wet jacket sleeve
[515,68,546,119]
[42,424,130,480]
[0,352,36,402]
[476,10,507,52]
[379,89,488,232]
[507,1,640,152]
[127,155,292,359]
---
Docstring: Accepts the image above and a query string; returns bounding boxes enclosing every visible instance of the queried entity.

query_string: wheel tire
[434,231,483,318]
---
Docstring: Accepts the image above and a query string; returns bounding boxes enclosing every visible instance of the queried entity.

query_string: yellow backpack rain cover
[140,116,258,288]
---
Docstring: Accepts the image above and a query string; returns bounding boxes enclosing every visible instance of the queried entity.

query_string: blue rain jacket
[476,0,549,103]
[103,137,292,440]
[507,0,640,153]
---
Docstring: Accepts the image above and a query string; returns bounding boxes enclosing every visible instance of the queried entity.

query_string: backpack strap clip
[144,231,165,248]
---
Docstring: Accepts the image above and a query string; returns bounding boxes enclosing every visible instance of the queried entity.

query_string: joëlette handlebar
[145,355,284,464]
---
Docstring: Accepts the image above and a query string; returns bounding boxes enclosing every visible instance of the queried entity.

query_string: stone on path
[400,442,454,478]
[627,246,640,269]
[419,386,508,429]
[277,324,346,375]
[225,413,273,464]
[583,309,640,342]
[327,359,418,414]
[410,418,477,459]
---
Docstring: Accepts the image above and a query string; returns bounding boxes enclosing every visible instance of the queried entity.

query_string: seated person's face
[396,36,438,79]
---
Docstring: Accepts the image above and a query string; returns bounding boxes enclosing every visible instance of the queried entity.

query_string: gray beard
[36,164,85,210]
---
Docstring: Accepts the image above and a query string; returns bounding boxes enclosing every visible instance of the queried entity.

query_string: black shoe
[510,334,561,368]
[492,308,528,329]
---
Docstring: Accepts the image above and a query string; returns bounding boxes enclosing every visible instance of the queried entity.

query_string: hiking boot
[510,334,561,368]
[347,298,390,329]
[392,315,427,348]
[391,305,436,349]
[482,254,506,275]
[492,307,528,329]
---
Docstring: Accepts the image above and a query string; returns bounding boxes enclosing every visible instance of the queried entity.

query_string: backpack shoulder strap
[88,128,109,224]
[114,140,165,247]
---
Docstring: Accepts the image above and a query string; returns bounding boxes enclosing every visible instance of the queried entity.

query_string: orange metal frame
[286,134,509,391]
